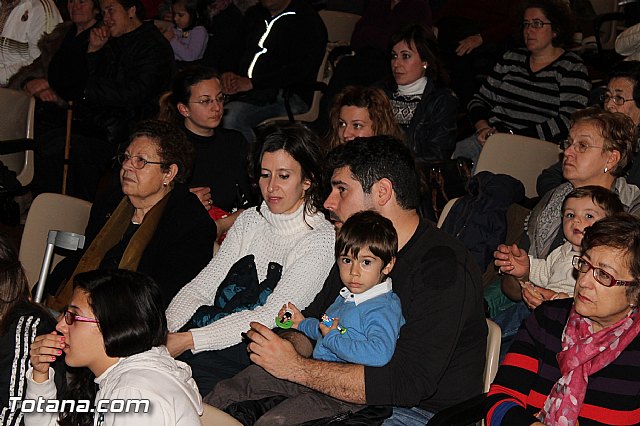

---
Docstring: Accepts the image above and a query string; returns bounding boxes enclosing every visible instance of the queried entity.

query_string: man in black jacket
[244,136,487,423]
[220,0,327,143]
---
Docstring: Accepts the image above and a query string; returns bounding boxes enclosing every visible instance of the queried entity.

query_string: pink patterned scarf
[537,305,640,425]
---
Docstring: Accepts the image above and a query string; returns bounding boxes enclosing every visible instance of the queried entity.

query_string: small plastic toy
[275,309,294,329]
[321,313,347,334]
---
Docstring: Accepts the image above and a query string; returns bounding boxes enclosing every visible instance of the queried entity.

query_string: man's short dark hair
[325,136,420,209]
[335,211,398,268]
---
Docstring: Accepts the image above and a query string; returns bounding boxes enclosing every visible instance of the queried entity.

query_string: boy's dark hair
[562,185,625,216]
[335,211,398,268]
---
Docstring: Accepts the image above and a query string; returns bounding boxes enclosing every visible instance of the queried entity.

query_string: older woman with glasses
[486,213,640,425]
[46,120,216,312]
[159,66,256,239]
[500,108,640,306]
[453,0,591,165]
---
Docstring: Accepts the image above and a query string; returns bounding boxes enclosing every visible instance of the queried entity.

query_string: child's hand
[163,28,175,41]
[319,317,339,336]
[278,302,304,329]
[494,243,530,280]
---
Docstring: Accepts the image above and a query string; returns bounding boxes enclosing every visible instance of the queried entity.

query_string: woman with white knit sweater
[165,123,335,396]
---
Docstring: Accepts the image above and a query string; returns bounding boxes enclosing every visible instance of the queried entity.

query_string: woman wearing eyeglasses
[26,269,202,425]
[46,120,216,312]
[159,66,256,240]
[499,108,640,311]
[452,0,591,165]
[486,214,640,425]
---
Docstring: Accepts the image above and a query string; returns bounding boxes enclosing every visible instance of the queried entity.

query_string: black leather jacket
[385,78,459,163]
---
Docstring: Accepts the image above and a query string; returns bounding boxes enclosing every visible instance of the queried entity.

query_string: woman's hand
[166,332,194,358]
[88,26,110,53]
[163,28,175,41]
[474,120,497,145]
[456,34,483,56]
[24,78,50,96]
[494,243,530,280]
[29,331,64,383]
[189,186,212,210]
[278,302,304,329]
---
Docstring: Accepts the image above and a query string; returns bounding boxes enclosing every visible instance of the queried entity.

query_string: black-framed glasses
[189,94,228,107]
[572,255,636,287]
[522,20,552,29]
[117,153,166,169]
[63,310,99,325]
[560,139,603,154]
[600,93,634,106]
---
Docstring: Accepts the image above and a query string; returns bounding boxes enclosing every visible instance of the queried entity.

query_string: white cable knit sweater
[166,202,335,352]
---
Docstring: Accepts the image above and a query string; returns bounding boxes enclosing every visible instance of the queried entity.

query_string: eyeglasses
[600,93,634,106]
[189,94,228,107]
[522,20,552,29]
[116,153,166,169]
[63,310,99,325]
[560,139,603,153]
[572,255,636,287]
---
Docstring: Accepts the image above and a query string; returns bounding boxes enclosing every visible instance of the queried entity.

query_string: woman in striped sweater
[486,214,640,425]
[453,0,591,165]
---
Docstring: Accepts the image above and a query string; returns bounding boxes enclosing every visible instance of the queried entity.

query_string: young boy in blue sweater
[205,210,405,423]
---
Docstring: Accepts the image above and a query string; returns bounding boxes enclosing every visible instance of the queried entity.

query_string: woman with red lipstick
[453,0,590,165]
[165,123,335,396]
[486,214,640,425]
[384,24,458,163]
[159,66,256,240]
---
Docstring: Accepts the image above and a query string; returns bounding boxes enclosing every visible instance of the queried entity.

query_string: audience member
[46,120,216,311]
[0,0,62,86]
[383,24,458,163]
[316,0,431,133]
[163,0,207,65]
[325,85,404,149]
[206,210,405,425]
[0,233,64,424]
[486,214,640,425]
[494,186,624,358]
[165,123,335,396]
[501,108,640,317]
[26,269,202,425]
[242,136,486,424]
[434,0,520,107]
[159,66,255,238]
[200,0,244,73]
[538,61,640,196]
[8,0,100,104]
[220,0,327,143]
[33,0,174,201]
[453,0,590,165]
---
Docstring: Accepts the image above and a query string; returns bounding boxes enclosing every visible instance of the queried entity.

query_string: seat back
[474,134,560,198]
[319,10,360,44]
[484,319,501,393]
[0,88,35,186]
[19,193,92,290]
[436,197,460,229]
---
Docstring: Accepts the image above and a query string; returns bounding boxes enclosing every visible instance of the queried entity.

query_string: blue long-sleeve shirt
[298,278,405,367]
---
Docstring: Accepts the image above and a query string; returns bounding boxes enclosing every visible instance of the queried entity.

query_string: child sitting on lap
[204,210,405,425]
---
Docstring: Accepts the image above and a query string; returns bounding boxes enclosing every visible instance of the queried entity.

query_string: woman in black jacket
[384,24,458,163]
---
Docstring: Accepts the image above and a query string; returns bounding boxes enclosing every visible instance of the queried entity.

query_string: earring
[604,167,609,173]
[423,64,427,69]
[163,182,168,187]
